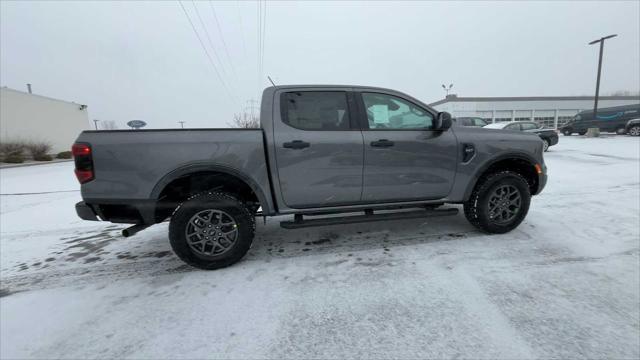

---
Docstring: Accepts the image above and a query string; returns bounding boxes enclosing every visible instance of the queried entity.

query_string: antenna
[267,76,276,87]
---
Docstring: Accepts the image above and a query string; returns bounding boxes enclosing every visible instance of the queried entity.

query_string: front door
[357,91,458,202]
[273,90,364,208]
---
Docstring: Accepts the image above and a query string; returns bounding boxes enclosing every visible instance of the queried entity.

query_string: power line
[208,1,238,80]
[178,1,236,104]
[190,0,236,89]
[260,0,267,90]
[255,0,267,100]
[236,0,247,58]
[256,0,262,100]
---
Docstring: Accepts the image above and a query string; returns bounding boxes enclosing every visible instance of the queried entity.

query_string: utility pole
[178,121,186,128]
[93,119,100,130]
[588,34,617,117]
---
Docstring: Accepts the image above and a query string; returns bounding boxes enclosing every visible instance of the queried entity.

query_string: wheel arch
[464,153,541,201]
[150,163,274,222]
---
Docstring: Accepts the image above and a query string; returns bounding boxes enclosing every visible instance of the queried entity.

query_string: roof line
[429,95,640,107]
[1,86,88,108]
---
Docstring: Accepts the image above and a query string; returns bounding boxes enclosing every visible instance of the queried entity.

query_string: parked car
[484,121,558,151]
[73,85,547,270]
[455,117,488,127]
[625,118,640,136]
[559,104,640,136]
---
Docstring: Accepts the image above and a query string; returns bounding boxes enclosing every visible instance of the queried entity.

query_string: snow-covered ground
[1,135,639,359]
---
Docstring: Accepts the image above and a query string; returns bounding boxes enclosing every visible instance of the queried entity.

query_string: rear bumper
[76,201,100,221]
[77,199,157,224]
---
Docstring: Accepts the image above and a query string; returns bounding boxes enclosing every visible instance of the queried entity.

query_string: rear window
[281,92,351,130]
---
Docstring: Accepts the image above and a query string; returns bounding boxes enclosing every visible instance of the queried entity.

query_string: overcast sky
[1,0,639,129]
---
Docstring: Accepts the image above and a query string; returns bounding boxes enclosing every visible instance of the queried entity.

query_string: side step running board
[280,208,458,229]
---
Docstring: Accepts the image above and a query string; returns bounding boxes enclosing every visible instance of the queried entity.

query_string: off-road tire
[464,171,531,234]
[169,192,255,270]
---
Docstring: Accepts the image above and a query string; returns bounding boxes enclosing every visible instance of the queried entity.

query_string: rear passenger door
[357,91,458,202]
[273,90,364,209]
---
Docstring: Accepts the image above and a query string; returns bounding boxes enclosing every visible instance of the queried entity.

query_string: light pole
[93,119,100,130]
[588,34,617,117]
[178,121,186,129]
[442,83,453,96]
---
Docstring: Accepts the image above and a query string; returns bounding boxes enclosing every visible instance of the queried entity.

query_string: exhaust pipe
[122,223,150,237]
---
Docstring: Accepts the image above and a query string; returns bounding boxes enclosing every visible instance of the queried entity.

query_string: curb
[0,159,73,169]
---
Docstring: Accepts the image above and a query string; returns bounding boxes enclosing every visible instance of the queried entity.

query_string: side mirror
[435,112,453,131]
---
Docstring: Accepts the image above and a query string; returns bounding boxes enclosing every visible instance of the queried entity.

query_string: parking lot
[1,135,639,359]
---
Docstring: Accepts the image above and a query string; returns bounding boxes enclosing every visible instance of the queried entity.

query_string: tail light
[72,143,94,184]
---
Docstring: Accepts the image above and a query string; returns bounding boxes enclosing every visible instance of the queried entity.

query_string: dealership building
[429,94,640,129]
[1,86,91,153]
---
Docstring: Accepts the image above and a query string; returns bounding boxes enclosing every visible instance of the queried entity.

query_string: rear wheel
[629,126,640,136]
[615,127,627,135]
[562,128,572,136]
[464,171,531,234]
[169,192,255,270]
[578,130,587,135]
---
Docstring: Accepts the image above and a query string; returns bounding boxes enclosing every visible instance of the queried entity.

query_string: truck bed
[76,129,273,219]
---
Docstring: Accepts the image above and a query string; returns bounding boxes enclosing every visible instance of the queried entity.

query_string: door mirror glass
[436,112,453,131]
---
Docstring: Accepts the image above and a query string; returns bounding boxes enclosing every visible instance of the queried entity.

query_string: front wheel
[542,139,550,152]
[615,127,627,135]
[629,126,640,136]
[464,171,531,234]
[562,129,572,136]
[169,192,255,270]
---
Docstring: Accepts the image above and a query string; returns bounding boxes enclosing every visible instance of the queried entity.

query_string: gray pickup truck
[74,85,547,269]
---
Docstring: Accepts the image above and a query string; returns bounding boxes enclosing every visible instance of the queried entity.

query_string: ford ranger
[73,85,547,269]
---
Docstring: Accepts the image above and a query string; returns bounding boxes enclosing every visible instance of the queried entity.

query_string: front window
[362,93,433,130]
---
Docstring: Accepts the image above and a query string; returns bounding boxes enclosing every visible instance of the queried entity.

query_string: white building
[430,95,640,129]
[0,87,91,153]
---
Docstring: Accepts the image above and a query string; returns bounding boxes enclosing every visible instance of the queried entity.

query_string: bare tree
[229,111,259,128]
[100,120,119,130]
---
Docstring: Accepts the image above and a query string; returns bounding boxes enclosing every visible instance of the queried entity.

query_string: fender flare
[150,162,274,214]
[463,152,539,201]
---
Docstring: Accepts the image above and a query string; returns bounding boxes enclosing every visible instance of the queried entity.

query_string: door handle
[370,139,394,148]
[283,140,310,149]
